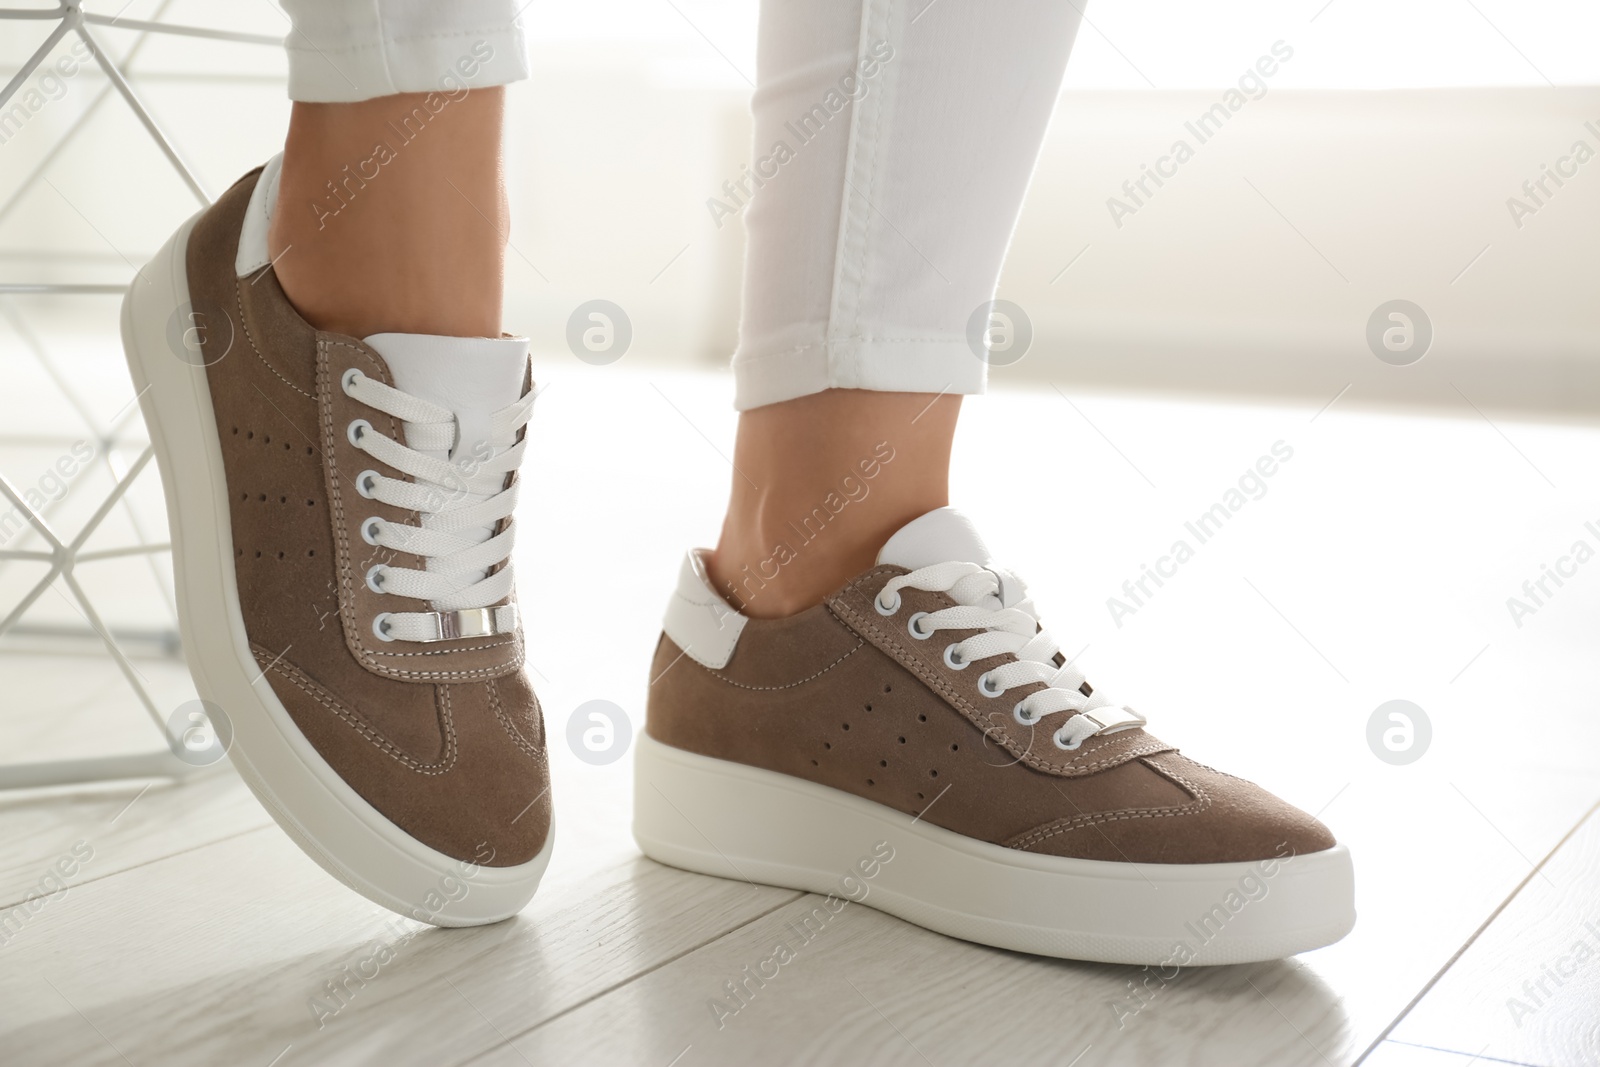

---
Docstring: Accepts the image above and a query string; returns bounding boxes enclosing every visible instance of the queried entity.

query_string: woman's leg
[269,0,528,338]
[269,90,509,339]
[648,3,1355,966]
[708,0,1085,617]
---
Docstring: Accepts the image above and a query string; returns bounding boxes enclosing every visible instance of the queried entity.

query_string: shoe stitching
[366,640,513,657]
[1004,799,1203,849]
[234,279,313,399]
[830,570,1171,775]
[688,640,864,691]
[252,643,457,775]
[1187,757,1251,785]
[1004,762,1212,850]
[487,677,546,761]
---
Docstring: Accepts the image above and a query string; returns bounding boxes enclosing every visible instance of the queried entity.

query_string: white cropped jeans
[281,0,1083,410]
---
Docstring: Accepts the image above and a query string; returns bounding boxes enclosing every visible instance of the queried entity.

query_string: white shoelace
[874,561,1146,750]
[341,367,535,643]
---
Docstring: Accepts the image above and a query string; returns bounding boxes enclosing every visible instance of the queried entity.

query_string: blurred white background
[2,0,1597,413]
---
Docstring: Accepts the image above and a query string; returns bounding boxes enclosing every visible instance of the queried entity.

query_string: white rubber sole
[121,210,551,927]
[634,733,1354,965]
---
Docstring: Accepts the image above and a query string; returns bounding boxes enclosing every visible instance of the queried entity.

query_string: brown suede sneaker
[121,157,552,925]
[636,507,1354,964]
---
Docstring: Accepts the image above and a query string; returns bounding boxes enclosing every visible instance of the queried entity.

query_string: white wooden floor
[2,351,1598,1067]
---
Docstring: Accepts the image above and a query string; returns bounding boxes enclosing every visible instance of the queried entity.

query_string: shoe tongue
[361,333,528,462]
[876,507,993,569]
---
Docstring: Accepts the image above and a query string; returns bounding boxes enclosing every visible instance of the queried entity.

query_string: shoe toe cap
[1016,750,1337,865]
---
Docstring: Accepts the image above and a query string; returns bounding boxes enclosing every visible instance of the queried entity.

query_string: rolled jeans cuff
[733,332,987,411]
[283,14,528,103]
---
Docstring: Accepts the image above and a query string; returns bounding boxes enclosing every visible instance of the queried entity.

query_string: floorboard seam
[0,815,275,913]
[1351,794,1600,1066]
[451,887,808,1066]
[1384,1037,1547,1067]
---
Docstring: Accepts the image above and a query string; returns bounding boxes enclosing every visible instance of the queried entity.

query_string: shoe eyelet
[906,611,933,640]
[372,612,396,642]
[942,643,968,670]
[1054,728,1085,751]
[347,419,373,447]
[978,672,1003,698]
[341,368,364,395]
[365,564,387,594]
[1013,701,1039,726]
[360,516,384,545]
[355,470,381,499]
[874,589,901,616]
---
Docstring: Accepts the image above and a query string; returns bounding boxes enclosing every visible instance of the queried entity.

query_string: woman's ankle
[267,90,509,339]
[708,389,960,619]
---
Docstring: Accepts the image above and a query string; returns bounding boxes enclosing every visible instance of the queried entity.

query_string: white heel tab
[235,153,283,278]
[663,550,746,670]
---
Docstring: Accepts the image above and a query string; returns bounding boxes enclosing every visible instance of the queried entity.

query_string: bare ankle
[708,389,960,619]
[267,90,508,338]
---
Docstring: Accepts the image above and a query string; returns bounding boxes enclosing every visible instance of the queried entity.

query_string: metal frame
[0,0,277,789]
